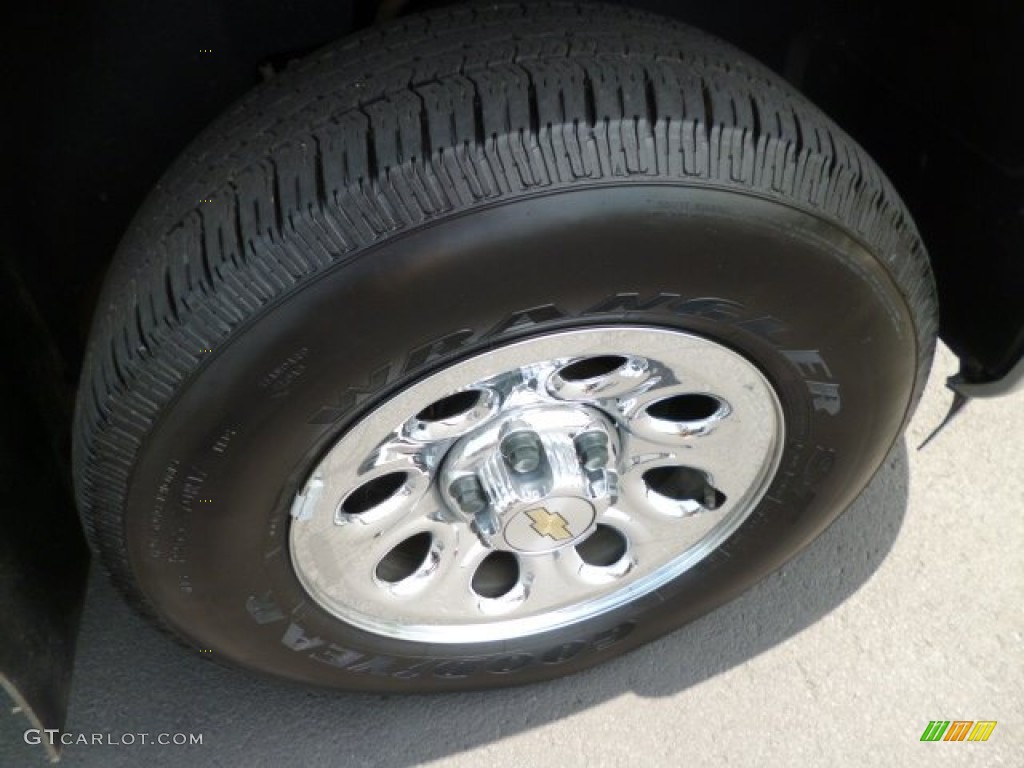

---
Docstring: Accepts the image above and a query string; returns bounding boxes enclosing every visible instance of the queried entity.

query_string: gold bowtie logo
[526,508,573,541]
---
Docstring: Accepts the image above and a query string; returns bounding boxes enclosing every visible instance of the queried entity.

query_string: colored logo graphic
[526,507,573,541]
[920,721,997,742]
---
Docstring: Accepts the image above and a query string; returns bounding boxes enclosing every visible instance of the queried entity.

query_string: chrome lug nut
[500,430,544,474]
[474,509,500,537]
[574,430,609,471]
[449,475,488,515]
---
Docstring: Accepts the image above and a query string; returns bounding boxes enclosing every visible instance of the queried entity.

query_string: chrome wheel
[289,327,784,643]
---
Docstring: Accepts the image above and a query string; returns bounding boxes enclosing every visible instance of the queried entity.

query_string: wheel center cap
[440,404,619,554]
[505,498,597,553]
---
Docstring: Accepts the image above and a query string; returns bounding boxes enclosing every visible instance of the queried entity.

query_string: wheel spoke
[519,549,589,610]
[374,524,485,606]
[417,526,492,612]
[617,432,685,472]
[672,420,744,492]
[600,503,721,565]
[334,511,432,580]
[347,432,445,483]
[620,418,761,503]
[596,505,655,546]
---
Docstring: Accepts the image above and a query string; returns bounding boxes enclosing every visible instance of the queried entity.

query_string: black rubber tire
[73,1,938,691]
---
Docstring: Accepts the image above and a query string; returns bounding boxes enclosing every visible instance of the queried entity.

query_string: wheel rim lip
[288,326,785,644]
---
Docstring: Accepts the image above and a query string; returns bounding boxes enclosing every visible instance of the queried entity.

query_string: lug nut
[575,430,609,471]
[449,475,488,515]
[474,509,500,537]
[501,430,544,474]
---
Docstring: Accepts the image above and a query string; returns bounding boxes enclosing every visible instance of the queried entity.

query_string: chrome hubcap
[289,327,784,643]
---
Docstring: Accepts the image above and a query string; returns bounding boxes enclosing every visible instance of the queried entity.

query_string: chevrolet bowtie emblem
[526,507,573,541]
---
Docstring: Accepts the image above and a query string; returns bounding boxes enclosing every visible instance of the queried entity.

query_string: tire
[73,1,937,691]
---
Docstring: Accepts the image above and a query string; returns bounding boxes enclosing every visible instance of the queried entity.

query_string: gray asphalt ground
[3,343,1021,767]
